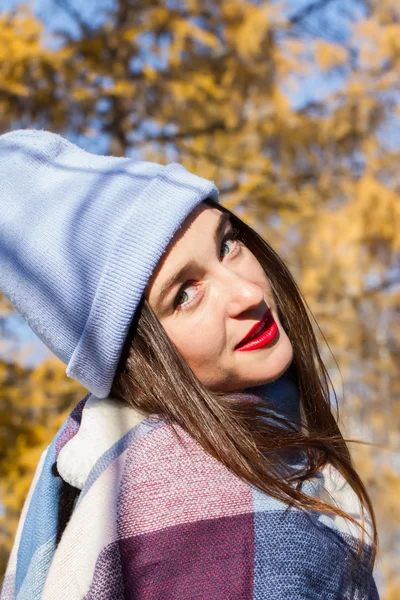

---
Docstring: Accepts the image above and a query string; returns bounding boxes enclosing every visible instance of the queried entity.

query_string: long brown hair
[111,198,378,564]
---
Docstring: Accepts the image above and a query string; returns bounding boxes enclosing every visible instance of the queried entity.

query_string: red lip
[235,308,272,350]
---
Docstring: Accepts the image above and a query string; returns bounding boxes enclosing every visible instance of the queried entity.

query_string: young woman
[0,129,379,599]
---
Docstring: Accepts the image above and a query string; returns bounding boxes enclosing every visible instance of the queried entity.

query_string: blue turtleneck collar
[244,364,300,426]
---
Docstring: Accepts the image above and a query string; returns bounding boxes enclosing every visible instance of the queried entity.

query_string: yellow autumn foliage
[315,39,348,71]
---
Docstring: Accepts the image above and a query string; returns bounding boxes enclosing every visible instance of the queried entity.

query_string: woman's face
[145,203,293,393]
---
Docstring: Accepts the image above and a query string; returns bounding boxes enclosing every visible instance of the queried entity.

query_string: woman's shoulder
[56,394,373,543]
[24,394,377,600]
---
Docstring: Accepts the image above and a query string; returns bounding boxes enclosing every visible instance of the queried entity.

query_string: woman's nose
[224,272,265,317]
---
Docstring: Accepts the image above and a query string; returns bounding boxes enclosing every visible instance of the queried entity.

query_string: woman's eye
[220,228,241,259]
[174,228,242,310]
[220,238,235,259]
[175,286,196,308]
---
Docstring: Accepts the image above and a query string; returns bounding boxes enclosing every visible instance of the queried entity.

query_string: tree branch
[288,0,338,25]
[53,0,93,37]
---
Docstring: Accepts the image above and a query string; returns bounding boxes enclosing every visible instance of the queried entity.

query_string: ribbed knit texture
[0,383,379,600]
[0,130,218,397]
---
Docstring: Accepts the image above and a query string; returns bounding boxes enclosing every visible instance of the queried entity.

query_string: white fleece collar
[57,394,147,490]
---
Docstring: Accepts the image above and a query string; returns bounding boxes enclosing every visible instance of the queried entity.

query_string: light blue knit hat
[0,129,219,398]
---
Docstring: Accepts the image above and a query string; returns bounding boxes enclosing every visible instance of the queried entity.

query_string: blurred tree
[0,0,399,595]
[0,292,84,577]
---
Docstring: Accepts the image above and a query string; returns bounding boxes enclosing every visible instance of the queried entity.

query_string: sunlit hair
[110,198,377,565]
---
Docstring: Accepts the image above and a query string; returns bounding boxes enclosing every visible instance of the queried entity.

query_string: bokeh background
[0,0,399,596]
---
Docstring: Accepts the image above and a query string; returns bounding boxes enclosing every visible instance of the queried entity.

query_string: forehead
[144,204,223,299]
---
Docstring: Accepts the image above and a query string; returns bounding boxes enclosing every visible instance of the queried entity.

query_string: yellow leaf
[315,40,348,71]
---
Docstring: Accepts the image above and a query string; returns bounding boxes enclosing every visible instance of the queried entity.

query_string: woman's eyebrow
[156,212,231,309]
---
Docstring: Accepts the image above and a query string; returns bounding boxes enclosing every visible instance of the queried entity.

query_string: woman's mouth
[234,309,278,351]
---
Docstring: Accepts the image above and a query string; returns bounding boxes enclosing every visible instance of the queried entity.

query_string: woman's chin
[238,337,293,386]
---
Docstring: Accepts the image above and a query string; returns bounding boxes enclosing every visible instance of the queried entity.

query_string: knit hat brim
[66,162,218,397]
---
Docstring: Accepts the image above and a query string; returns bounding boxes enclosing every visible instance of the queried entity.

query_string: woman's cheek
[164,324,199,357]
[178,326,221,369]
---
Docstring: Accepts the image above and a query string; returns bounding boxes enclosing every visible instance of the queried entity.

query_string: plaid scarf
[1,380,379,599]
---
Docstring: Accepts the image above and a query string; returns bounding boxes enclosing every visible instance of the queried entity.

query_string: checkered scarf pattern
[1,393,379,599]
